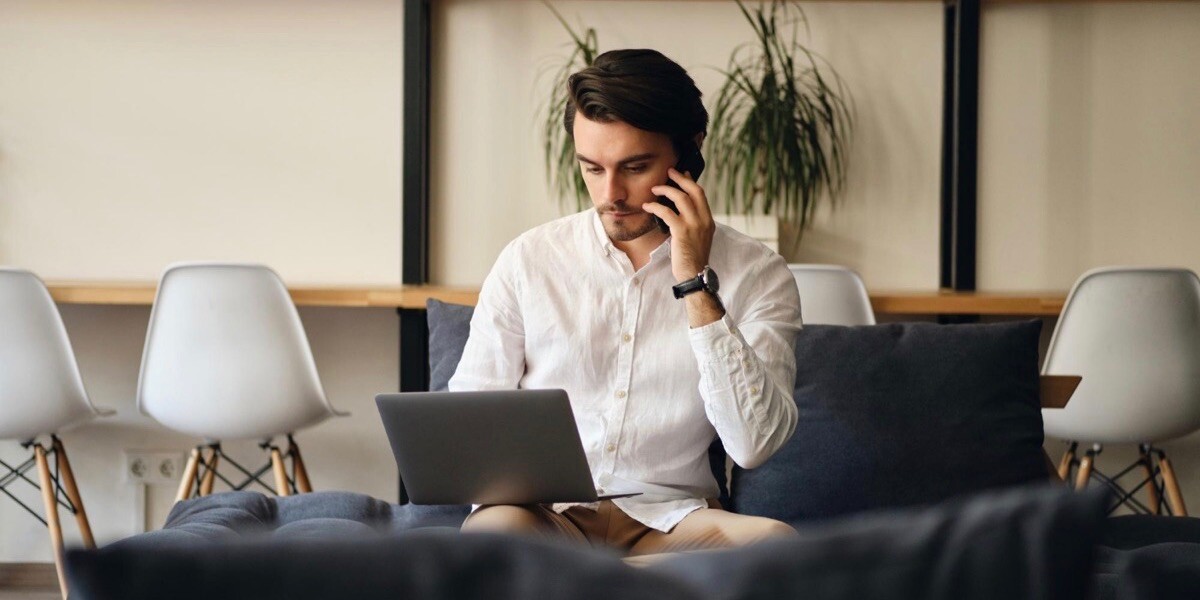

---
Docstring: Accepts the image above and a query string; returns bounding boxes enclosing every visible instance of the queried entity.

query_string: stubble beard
[601,207,659,242]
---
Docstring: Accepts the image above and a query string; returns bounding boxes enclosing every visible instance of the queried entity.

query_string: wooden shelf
[45,282,481,310]
[870,290,1066,316]
[46,282,1066,316]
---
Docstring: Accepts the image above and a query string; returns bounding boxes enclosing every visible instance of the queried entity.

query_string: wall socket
[123,451,184,486]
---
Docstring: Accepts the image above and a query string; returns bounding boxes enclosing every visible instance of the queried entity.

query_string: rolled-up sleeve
[688,258,802,469]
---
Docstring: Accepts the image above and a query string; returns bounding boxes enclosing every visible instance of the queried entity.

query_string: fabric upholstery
[68,484,1115,600]
[67,529,696,600]
[655,484,1109,600]
[732,321,1047,523]
[426,299,475,392]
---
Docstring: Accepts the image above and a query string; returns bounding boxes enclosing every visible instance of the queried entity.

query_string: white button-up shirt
[449,209,802,532]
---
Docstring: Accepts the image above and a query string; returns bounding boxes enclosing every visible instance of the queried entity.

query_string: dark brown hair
[564,49,708,158]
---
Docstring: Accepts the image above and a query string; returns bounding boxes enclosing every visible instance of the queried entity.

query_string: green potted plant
[708,0,855,250]
[538,1,854,252]
[538,1,599,212]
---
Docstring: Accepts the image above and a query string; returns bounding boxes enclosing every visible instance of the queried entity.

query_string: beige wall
[978,2,1200,291]
[0,0,403,285]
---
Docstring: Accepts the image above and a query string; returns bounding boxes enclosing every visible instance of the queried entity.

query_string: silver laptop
[376,389,639,505]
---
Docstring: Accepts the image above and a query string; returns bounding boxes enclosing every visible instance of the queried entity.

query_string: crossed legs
[462,500,796,556]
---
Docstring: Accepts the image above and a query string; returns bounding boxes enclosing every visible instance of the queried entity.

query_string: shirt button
[606,443,616,453]
[622,333,632,343]
[750,386,760,394]
[615,390,627,399]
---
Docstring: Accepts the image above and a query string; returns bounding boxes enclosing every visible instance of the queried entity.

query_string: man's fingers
[650,184,700,223]
[642,200,683,231]
[667,168,712,222]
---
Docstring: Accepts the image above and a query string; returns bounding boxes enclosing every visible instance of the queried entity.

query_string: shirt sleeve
[448,241,526,391]
[688,255,802,469]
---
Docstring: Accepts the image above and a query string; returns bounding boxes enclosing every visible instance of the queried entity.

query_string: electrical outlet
[123,451,184,486]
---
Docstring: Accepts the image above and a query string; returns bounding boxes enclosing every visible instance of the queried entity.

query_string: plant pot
[713,214,780,253]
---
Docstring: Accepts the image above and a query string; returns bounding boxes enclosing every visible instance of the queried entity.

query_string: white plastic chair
[1044,267,1200,516]
[138,263,345,501]
[0,267,112,597]
[787,264,876,325]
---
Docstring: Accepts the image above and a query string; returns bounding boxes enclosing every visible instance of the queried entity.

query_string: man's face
[572,113,677,242]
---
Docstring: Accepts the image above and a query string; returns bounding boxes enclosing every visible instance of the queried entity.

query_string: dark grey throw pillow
[426,299,476,392]
[731,320,1046,523]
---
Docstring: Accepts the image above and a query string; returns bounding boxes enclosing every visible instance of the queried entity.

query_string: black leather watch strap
[672,276,706,299]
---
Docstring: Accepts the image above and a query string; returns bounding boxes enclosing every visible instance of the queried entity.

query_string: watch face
[703,266,720,293]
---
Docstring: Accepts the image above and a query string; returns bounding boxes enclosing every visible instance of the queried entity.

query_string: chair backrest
[137,263,335,441]
[1042,267,1200,444]
[787,264,876,326]
[0,268,99,440]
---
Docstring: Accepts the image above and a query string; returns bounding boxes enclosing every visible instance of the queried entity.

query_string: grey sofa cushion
[67,529,697,600]
[426,298,475,392]
[103,491,466,554]
[654,483,1109,600]
[732,321,1046,523]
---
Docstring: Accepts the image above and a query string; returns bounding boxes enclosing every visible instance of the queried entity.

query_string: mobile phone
[655,143,706,234]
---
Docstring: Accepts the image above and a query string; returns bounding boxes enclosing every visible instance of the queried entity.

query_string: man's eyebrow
[575,152,658,166]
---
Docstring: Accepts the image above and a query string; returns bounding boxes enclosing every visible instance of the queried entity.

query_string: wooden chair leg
[1159,451,1188,517]
[51,437,96,548]
[1074,452,1094,490]
[270,447,290,496]
[290,443,312,494]
[199,449,219,497]
[1139,446,1162,515]
[1057,444,1077,482]
[35,444,68,600]
[176,447,201,503]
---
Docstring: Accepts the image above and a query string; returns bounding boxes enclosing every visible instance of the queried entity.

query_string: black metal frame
[181,437,306,499]
[400,0,433,397]
[0,436,80,526]
[400,0,986,312]
[1060,443,1176,516]
[940,0,980,294]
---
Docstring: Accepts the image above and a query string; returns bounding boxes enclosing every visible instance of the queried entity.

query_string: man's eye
[626,165,647,173]
[584,166,603,175]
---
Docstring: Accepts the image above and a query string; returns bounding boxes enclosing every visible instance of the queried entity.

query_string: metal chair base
[175,434,313,502]
[0,435,96,599]
[1058,442,1188,516]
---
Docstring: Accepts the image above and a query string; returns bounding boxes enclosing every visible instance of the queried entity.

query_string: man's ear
[693,132,706,149]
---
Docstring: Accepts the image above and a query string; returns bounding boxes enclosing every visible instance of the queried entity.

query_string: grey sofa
[63,305,1200,599]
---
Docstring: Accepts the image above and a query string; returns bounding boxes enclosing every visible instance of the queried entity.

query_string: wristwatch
[673,266,720,300]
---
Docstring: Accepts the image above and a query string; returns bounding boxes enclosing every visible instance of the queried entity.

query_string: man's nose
[602,174,626,202]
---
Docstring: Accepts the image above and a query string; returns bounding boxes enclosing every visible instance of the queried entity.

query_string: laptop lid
[376,389,603,505]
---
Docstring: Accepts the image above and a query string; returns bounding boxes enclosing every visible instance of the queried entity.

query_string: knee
[461,505,545,535]
[734,517,797,545]
[755,518,798,541]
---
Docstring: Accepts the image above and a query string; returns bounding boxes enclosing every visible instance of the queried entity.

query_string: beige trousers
[461,499,797,556]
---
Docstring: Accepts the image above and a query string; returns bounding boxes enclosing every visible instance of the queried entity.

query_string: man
[452,49,802,557]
